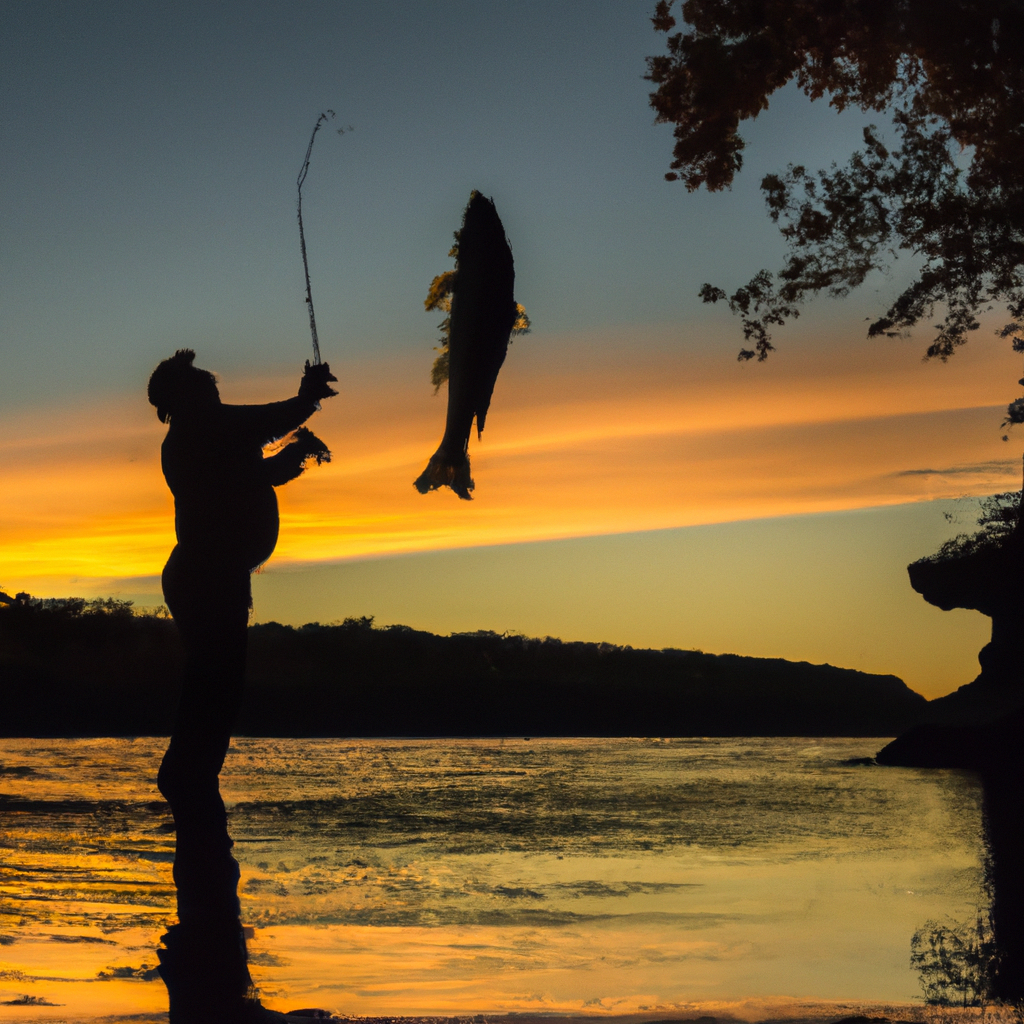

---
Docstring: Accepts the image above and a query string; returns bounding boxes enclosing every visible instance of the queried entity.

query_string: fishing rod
[296,109,352,366]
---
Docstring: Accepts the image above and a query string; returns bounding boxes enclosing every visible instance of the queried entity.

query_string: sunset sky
[3,1,1022,698]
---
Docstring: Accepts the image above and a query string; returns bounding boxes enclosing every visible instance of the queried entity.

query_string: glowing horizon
[2,328,1020,596]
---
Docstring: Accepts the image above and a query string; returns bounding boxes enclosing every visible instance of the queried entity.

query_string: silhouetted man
[148,349,336,1021]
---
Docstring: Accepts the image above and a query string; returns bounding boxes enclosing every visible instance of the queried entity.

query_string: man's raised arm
[228,361,338,444]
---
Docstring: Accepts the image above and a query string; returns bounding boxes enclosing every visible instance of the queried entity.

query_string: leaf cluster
[921,489,1020,563]
[648,1,1024,370]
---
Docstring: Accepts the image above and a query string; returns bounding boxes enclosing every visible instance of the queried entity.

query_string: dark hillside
[0,597,927,737]
[1,597,182,736]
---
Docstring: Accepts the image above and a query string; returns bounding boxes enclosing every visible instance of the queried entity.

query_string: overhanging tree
[646,7,1024,1000]
[646,0,1024,435]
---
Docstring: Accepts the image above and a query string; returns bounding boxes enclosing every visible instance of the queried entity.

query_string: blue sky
[1,0,877,402]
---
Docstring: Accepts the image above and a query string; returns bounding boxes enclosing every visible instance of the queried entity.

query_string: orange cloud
[2,327,1020,594]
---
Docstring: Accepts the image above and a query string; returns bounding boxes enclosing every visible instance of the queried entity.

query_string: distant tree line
[0,593,927,737]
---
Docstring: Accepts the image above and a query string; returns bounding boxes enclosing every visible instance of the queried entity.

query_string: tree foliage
[647,0,1024,393]
[918,489,1021,563]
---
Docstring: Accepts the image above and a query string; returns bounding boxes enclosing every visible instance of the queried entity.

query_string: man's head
[148,349,220,423]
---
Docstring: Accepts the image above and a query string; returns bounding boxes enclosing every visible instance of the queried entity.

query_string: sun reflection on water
[0,737,987,1019]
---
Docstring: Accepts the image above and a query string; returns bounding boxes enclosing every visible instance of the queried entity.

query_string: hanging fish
[414,191,529,500]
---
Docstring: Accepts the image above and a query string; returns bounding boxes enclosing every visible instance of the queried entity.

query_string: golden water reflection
[0,737,987,1018]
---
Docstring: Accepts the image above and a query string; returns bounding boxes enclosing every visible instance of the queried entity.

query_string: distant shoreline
[15,1004,998,1024]
[2,598,928,739]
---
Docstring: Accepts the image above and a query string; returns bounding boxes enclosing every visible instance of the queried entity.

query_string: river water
[0,737,986,1020]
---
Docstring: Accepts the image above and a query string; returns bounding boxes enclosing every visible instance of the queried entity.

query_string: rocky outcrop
[878,530,1024,1001]
[880,535,1024,754]
[911,536,1024,688]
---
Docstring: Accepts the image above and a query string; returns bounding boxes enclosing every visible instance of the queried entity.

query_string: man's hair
[148,349,216,423]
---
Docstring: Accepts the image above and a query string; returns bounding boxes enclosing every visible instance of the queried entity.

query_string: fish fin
[414,447,475,500]
[475,387,494,437]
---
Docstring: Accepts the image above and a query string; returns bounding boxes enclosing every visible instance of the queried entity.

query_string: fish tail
[414,447,475,500]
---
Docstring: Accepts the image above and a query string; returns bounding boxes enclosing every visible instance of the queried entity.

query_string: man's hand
[263,427,332,486]
[292,426,332,466]
[299,360,339,402]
